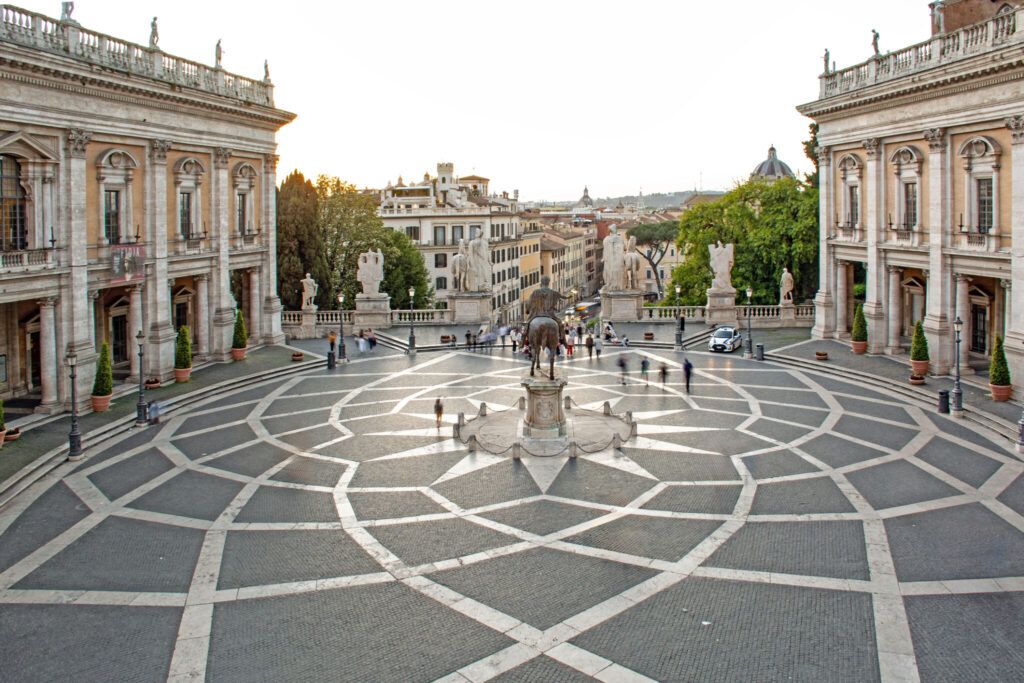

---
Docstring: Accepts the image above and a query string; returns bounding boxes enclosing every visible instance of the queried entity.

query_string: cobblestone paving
[1,347,1023,681]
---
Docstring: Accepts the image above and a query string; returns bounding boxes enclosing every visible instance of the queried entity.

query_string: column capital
[1000,279,1012,290]
[214,147,232,169]
[816,145,831,166]
[150,139,172,163]
[924,128,946,151]
[89,290,100,301]
[66,128,92,158]
[886,264,902,274]
[862,138,880,157]
[1005,116,1024,145]
[127,283,144,294]
[168,278,176,289]
[194,273,209,283]
[263,153,279,172]
[955,273,972,284]
[921,269,929,279]
[37,297,58,308]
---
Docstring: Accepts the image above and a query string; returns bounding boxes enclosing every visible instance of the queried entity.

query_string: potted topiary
[175,325,192,382]
[990,334,1012,402]
[910,320,930,376]
[91,341,113,412]
[231,310,248,361]
[851,303,868,354]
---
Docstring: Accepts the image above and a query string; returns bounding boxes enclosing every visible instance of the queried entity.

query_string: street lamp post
[744,286,753,359]
[952,316,964,417]
[337,293,347,363]
[135,330,147,425]
[674,284,682,351]
[66,351,82,461]
[408,287,416,355]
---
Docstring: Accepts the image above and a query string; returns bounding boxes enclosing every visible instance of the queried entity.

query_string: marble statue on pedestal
[301,273,318,309]
[357,249,384,296]
[150,17,159,48]
[467,233,491,292]
[708,241,734,291]
[624,236,643,290]
[602,225,625,290]
[451,239,469,292]
[780,267,795,304]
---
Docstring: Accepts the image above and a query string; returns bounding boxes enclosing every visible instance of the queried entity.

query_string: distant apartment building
[378,163,520,323]
[518,233,542,320]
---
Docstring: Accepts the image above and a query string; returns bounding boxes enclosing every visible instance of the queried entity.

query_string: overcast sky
[20,1,929,200]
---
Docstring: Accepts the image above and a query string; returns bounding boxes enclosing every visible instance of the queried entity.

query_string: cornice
[0,53,295,129]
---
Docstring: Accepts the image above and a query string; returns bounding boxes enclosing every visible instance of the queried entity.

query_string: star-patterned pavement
[2,347,1024,682]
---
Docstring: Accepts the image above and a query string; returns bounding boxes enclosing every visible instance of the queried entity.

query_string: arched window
[96,149,138,245]
[837,154,863,229]
[0,155,26,250]
[173,157,205,240]
[889,146,923,232]
[232,162,258,235]
[958,136,1001,236]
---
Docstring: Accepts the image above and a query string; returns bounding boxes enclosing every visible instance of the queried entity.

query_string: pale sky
[19,0,928,200]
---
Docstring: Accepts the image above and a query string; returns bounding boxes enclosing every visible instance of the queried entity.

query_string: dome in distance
[751,145,795,181]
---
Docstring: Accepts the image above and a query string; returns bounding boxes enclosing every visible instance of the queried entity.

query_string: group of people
[354,328,377,354]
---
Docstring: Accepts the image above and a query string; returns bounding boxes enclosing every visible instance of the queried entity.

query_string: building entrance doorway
[111,314,128,363]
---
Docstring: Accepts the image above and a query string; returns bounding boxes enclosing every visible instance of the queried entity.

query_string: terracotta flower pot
[231,347,247,361]
[911,360,929,376]
[91,393,112,412]
[991,384,1012,402]
[909,375,926,386]
[4,427,21,442]
[174,367,192,383]
[851,341,867,354]
[815,351,829,361]
[291,352,304,362]
[145,380,161,389]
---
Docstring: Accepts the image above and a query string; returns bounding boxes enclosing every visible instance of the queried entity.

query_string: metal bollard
[938,389,950,414]
[755,343,764,361]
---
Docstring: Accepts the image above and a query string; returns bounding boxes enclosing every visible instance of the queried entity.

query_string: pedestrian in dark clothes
[659,363,668,385]
[617,355,628,385]
[434,397,444,429]
[465,330,472,348]
[640,357,650,385]
[683,357,693,393]
[585,334,594,358]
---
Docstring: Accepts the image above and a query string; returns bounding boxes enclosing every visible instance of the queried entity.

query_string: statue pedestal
[521,376,567,438]
[780,301,796,323]
[298,306,318,339]
[601,289,643,322]
[353,294,391,330]
[705,288,738,328]
[449,291,492,325]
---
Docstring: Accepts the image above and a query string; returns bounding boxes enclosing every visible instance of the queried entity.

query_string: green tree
[92,342,113,396]
[627,221,679,300]
[175,326,192,370]
[277,171,328,310]
[851,304,867,342]
[667,176,819,306]
[232,310,248,349]
[990,335,1011,386]
[910,321,929,361]
[802,122,820,188]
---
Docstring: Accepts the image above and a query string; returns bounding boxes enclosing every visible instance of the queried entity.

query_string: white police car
[708,326,742,353]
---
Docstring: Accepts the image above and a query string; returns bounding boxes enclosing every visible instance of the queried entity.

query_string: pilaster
[862,138,885,353]
[835,260,849,337]
[922,128,953,375]
[36,298,59,412]
[262,153,284,344]
[194,273,209,360]
[146,139,176,380]
[64,129,97,399]
[1004,116,1024,386]
[886,266,903,354]
[956,274,973,375]
[248,268,262,343]
[812,145,835,340]
[128,284,143,381]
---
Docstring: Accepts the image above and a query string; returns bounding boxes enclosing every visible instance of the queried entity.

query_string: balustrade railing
[391,309,455,324]
[0,248,57,270]
[0,4,274,106]
[819,10,1020,98]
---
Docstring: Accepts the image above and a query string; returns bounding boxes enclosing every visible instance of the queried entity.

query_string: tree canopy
[668,176,819,306]
[627,221,679,297]
[276,171,328,310]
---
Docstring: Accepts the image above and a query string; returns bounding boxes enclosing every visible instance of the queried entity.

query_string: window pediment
[95,148,138,170]
[0,131,58,162]
[958,136,1001,160]
[173,157,205,176]
[889,145,923,172]
[837,153,862,179]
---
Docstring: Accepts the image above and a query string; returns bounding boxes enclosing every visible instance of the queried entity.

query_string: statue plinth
[354,293,391,329]
[297,305,318,339]
[601,288,644,322]
[521,375,567,437]
[705,288,738,328]
[449,290,492,324]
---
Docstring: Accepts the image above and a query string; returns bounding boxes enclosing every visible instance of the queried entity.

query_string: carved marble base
[353,294,391,330]
[449,291,492,324]
[705,288,737,328]
[780,301,796,323]
[601,289,644,322]
[521,376,567,437]
[293,307,318,340]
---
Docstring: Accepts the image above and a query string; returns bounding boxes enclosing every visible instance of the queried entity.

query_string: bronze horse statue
[528,315,561,380]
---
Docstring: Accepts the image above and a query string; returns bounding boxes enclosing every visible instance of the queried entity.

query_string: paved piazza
[2,348,1024,682]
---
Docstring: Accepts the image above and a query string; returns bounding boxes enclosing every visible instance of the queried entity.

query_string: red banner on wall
[111,244,145,283]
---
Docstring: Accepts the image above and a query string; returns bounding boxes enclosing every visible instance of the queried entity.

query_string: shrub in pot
[990,335,1012,402]
[851,304,868,354]
[910,320,930,376]
[175,326,192,382]
[91,341,113,412]
[231,310,248,361]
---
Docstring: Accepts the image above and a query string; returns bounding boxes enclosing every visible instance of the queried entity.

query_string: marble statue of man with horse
[525,275,568,380]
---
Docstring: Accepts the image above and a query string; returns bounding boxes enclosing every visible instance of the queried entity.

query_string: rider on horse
[526,275,567,342]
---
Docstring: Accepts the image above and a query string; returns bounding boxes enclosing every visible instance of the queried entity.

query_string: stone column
[64,129,97,403]
[261,153,284,344]
[1004,116,1024,384]
[211,147,234,359]
[956,274,972,373]
[923,128,952,374]
[862,138,886,354]
[812,146,835,339]
[87,290,99,349]
[248,267,261,344]
[146,140,176,380]
[835,260,849,335]
[886,266,903,353]
[37,298,59,412]
[194,273,209,360]
[128,284,143,381]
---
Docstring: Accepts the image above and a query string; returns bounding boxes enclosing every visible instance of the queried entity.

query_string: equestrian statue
[525,275,567,380]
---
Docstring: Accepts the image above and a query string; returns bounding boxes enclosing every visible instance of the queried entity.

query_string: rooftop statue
[150,17,159,49]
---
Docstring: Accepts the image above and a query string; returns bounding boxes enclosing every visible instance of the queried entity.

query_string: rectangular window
[236,192,247,234]
[405,225,420,241]
[470,224,481,239]
[902,182,917,228]
[104,190,121,243]
[174,301,188,333]
[977,177,993,233]
[179,192,193,238]
[434,225,446,245]
[452,225,464,243]
[434,253,447,268]
[848,185,859,226]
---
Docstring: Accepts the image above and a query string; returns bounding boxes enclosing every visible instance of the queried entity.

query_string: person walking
[683,357,693,393]
[659,363,668,385]
[511,328,519,353]
[434,397,444,429]
[366,328,377,352]
[594,335,603,359]
[500,325,509,348]
[640,357,650,385]
[465,330,472,348]
[585,334,594,359]
[567,330,576,356]
[617,355,628,385]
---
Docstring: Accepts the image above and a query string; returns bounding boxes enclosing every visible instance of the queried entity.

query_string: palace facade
[799,0,1024,382]
[0,6,294,409]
